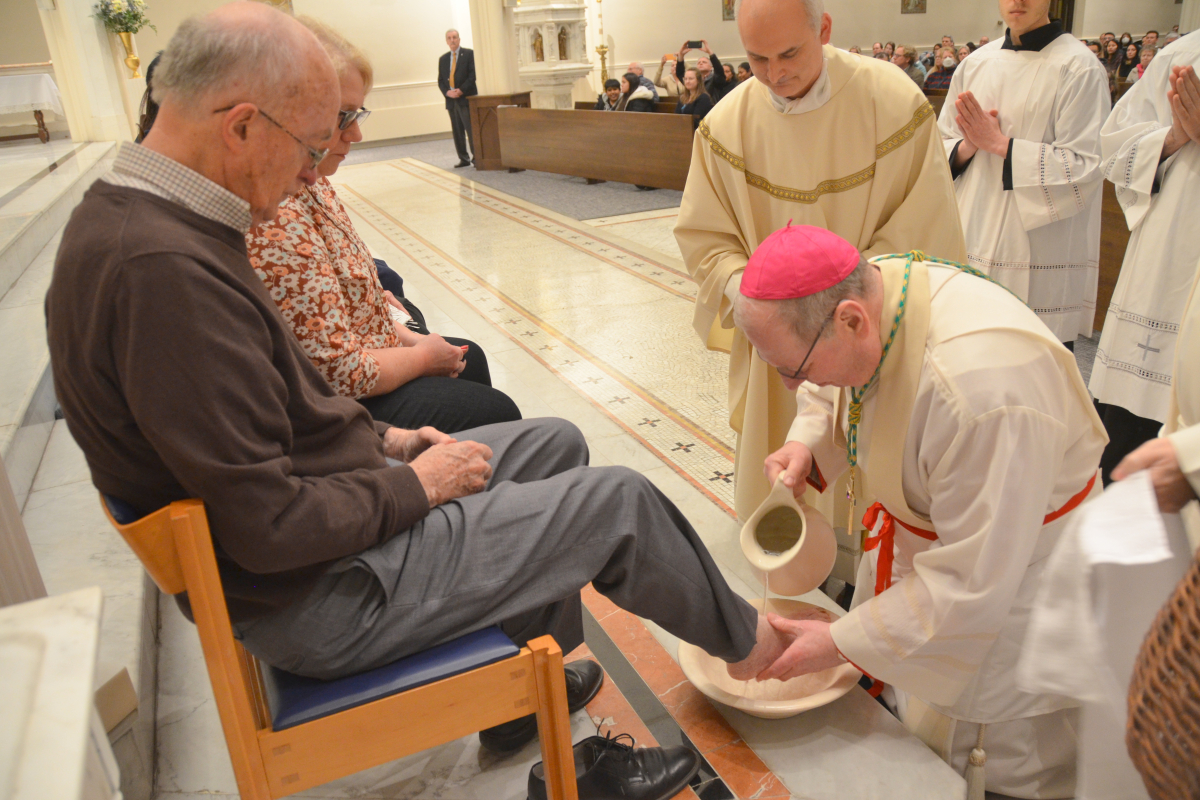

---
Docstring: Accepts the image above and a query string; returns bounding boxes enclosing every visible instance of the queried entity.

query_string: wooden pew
[498,107,694,190]
[1096,180,1131,332]
[923,88,948,117]
[573,99,679,114]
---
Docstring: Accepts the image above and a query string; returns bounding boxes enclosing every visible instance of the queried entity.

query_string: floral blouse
[246,178,399,398]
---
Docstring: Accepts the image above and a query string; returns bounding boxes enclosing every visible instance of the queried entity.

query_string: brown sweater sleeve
[111,252,429,575]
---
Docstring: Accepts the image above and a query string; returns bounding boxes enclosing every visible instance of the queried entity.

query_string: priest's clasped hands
[953,91,1011,164]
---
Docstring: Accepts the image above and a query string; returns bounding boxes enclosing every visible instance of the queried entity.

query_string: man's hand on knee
[384,426,457,462]
[409,440,493,507]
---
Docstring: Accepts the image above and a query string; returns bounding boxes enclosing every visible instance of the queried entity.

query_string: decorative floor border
[338,182,738,515]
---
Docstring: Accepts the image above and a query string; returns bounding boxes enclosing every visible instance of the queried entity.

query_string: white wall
[127,0,473,143]
[2,0,52,64]
[1075,0,1180,39]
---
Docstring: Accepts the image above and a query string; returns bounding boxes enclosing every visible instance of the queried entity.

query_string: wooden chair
[100,496,579,800]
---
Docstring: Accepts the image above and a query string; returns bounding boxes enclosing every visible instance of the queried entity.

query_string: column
[36,0,135,142]
[1183,0,1200,33]
[468,0,523,95]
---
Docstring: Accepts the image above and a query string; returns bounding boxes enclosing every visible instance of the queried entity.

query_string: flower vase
[118,31,141,78]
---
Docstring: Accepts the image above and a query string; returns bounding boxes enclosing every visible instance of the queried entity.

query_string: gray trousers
[448,102,474,163]
[237,418,758,680]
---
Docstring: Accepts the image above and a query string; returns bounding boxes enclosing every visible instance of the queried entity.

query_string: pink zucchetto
[740,222,861,300]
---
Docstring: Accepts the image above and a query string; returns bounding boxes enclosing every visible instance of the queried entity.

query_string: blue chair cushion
[103,494,146,525]
[260,626,520,730]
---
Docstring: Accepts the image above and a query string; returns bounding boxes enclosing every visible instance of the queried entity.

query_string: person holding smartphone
[676,39,731,101]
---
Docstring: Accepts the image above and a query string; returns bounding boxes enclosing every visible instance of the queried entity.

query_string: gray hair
[446,28,459,37]
[153,11,306,107]
[735,255,874,342]
[735,0,825,32]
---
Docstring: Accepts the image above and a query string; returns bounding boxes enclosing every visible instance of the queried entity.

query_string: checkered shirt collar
[103,142,253,234]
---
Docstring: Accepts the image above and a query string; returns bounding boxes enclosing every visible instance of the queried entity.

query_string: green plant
[92,0,156,35]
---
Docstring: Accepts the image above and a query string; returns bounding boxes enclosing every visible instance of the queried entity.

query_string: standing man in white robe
[739,225,1106,798]
[676,0,965,526]
[940,0,1110,348]
[1089,32,1200,483]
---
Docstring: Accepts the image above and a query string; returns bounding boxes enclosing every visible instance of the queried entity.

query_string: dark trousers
[448,102,474,164]
[1095,400,1163,485]
[358,337,520,434]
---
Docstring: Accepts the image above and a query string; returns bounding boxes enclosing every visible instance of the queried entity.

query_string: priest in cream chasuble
[675,0,966,523]
[737,226,1105,798]
[938,0,1109,347]
[1090,31,1200,480]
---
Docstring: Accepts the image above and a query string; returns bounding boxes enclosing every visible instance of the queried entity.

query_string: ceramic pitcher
[739,476,837,596]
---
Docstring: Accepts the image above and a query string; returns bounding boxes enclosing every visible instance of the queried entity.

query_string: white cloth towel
[1018,472,1192,800]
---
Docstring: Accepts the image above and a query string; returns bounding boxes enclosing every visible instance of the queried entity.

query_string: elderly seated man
[45,5,793,798]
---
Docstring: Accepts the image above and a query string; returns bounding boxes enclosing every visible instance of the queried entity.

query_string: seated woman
[922,46,958,92]
[1116,42,1139,82]
[247,19,520,434]
[675,68,714,129]
[616,72,656,112]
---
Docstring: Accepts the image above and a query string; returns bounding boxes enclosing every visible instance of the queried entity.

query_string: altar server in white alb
[1089,31,1200,482]
[737,225,1105,798]
[939,0,1109,347]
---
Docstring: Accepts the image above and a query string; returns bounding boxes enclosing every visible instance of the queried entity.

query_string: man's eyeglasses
[213,105,329,172]
[776,310,835,382]
[338,107,371,131]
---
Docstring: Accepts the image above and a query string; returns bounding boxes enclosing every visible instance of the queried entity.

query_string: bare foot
[726,613,793,681]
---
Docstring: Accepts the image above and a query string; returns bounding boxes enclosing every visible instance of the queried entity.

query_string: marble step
[22,420,158,800]
[0,226,63,510]
[0,141,114,303]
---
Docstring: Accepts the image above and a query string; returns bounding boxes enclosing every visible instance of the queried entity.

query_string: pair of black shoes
[478,659,701,800]
[454,159,474,168]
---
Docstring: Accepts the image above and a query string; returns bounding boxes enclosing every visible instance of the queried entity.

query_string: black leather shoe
[454,160,471,168]
[527,733,701,800]
[479,659,604,754]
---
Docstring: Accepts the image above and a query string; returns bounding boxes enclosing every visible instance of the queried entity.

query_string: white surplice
[939,35,1110,343]
[789,258,1106,797]
[1089,31,1200,424]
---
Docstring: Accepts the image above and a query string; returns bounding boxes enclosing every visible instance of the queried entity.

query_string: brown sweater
[46,182,430,622]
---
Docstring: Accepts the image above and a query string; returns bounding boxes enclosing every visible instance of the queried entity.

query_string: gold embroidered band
[698,101,935,205]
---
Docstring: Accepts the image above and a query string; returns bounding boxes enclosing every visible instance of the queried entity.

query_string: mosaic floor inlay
[333,159,738,515]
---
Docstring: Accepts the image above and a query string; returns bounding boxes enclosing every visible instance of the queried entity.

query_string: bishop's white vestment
[676,46,966,523]
[789,255,1106,797]
[1089,31,1200,425]
[939,28,1110,344]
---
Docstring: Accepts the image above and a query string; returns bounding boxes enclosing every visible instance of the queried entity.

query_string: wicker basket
[1127,550,1200,799]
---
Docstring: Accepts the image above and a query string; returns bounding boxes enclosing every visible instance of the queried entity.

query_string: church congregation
[6,0,1200,797]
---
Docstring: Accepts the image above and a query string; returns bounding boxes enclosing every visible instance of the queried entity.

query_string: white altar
[0,74,64,143]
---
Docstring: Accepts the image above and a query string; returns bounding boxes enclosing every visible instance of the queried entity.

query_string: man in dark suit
[438,29,477,168]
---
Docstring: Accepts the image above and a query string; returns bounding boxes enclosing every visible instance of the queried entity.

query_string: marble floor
[136,157,972,800]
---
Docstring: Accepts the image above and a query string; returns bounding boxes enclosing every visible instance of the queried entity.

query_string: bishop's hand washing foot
[727,607,842,682]
[725,612,796,681]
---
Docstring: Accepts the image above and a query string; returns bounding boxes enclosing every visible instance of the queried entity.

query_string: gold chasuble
[675,46,967,522]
